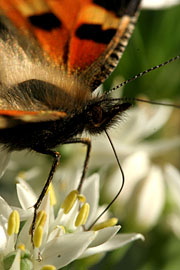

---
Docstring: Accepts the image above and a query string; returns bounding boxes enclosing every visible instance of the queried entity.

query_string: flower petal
[0,215,8,251]
[165,164,180,208]
[133,166,165,230]
[142,0,180,9]
[88,225,121,248]
[80,233,144,258]
[0,197,12,219]
[39,231,96,269]
[82,174,100,226]
[16,178,37,210]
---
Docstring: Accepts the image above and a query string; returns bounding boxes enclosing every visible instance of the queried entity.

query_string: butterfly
[0,0,154,239]
[0,1,141,195]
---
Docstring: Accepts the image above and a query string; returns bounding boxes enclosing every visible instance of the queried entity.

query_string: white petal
[16,216,32,250]
[165,164,180,208]
[0,215,8,251]
[82,174,100,225]
[115,105,171,143]
[88,225,120,248]
[16,178,37,210]
[139,137,180,157]
[133,166,165,229]
[0,197,12,219]
[105,152,150,217]
[142,0,180,9]
[80,233,144,258]
[38,231,96,269]
[11,207,32,221]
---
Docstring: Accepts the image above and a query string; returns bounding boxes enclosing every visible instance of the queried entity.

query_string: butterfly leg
[30,150,60,244]
[64,138,91,192]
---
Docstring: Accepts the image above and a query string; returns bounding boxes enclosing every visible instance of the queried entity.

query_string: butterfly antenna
[108,97,180,109]
[88,130,124,230]
[109,55,180,93]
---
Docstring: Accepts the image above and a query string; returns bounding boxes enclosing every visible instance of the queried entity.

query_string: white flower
[164,164,180,238]
[90,104,180,231]
[106,152,166,231]
[142,0,180,9]
[0,173,143,270]
[91,103,180,167]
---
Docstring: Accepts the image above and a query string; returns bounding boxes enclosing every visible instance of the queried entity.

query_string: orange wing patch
[68,4,120,72]
[0,0,69,65]
[0,0,122,69]
[0,0,141,87]
[0,109,67,128]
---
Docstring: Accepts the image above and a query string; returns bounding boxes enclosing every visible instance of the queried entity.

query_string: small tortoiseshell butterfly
[7,0,180,241]
[0,0,141,213]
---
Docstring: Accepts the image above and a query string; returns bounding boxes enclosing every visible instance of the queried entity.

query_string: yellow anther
[47,183,57,206]
[61,190,78,214]
[92,218,118,231]
[59,225,65,234]
[17,171,26,179]
[7,210,20,236]
[33,211,47,248]
[77,194,86,203]
[35,211,47,229]
[17,243,25,251]
[41,265,56,270]
[75,203,90,227]
[33,225,43,248]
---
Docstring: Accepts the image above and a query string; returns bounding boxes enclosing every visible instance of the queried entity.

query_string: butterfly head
[84,97,132,134]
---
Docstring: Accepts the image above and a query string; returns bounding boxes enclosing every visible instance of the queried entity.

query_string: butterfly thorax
[0,91,131,153]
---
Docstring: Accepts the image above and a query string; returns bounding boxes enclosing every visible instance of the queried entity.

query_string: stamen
[92,217,118,231]
[7,210,20,236]
[33,211,47,248]
[35,211,47,228]
[59,225,66,234]
[33,225,43,248]
[75,203,90,227]
[41,265,56,270]
[78,194,86,203]
[17,243,25,251]
[61,190,78,214]
[47,183,57,206]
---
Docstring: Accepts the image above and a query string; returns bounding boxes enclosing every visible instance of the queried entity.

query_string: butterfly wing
[0,110,67,128]
[0,0,141,90]
[68,0,142,89]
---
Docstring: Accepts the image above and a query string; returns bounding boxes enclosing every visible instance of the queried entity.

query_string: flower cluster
[0,173,143,270]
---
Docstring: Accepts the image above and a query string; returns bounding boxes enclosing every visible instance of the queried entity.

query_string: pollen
[47,183,57,206]
[77,194,86,203]
[7,210,20,236]
[40,265,56,270]
[17,243,25,251]
[61,190,78,214]
[33,211,47,248]
[92,217,118,231]
[75,203,90,227]
[35,210,47,228]
[34,225,43,248]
